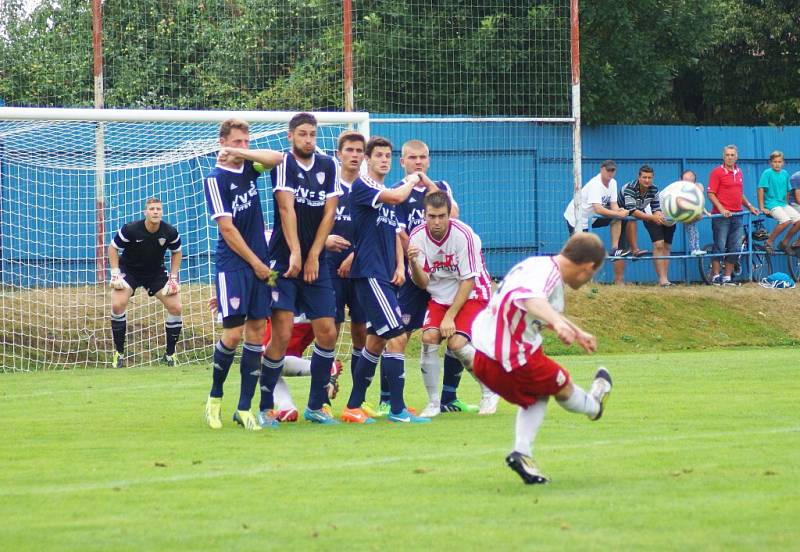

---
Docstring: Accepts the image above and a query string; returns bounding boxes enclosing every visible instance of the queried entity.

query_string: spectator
[707,145,760,285]
[616,165,675,287]
[563,160,629,258]
[757,151,800,256]
[679,170,710,256]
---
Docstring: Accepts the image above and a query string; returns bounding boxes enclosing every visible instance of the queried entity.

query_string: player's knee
[313,323,338,348]
[447,333,467,350]
[385,333,408,353]
[221,326,244,349]
[554,381,574,401]
[421,329,440,345]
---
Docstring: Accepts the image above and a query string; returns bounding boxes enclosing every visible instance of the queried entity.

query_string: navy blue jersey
[350,175,401,281]
[269,152,341,272]
[328,179,355,269]
[395,180,453,234]
[204,160,268,272]
[112,219,181,277]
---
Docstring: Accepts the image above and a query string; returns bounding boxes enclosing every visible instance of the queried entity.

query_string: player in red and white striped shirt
[407,191,499,417]
[452,233,613,485]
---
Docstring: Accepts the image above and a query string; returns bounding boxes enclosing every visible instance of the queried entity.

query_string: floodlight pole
[93,0,106,284]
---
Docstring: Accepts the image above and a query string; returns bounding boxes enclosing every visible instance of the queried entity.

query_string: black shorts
[566,217,613,235]
[122,269,168,296]
[643,220,676,245]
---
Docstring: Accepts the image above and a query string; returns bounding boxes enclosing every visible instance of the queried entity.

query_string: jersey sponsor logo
[335,206,351,221]
[377,206,398,227]
[296,187,327,207]
[229,297,240,310]
[316,171,326,185]
[158,238,166,246]
[430,253,457,274]
[232,182,258,215]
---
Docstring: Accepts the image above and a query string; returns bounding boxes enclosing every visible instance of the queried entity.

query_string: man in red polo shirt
[707,145,760,285]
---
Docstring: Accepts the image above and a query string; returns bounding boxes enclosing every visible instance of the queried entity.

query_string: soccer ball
[660,180,704,223]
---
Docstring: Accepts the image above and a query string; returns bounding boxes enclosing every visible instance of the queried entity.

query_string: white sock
[282,355,311,376]
[273,377,296,411]
[450,342,476,372]
[420,343,441,405]
[514,398,549,456]
[556,384,599,418]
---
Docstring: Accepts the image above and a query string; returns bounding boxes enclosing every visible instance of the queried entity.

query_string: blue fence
[1,122,799,286]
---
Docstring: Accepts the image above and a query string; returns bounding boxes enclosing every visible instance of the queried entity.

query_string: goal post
[0,107,369,371]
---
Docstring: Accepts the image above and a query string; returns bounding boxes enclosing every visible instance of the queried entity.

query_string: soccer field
[2,349,798,551]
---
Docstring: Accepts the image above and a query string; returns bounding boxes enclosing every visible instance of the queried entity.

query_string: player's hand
[576,330,597,353]
[325,234,351,253]
[285,251,302,278]
[109,268,130,291]
[162,273,181,296]
[749,206,760,216]
[337,253,354,278]
[208,296,218,315]
[440,313,457,338]
[654,212,667,225]
[303,256,319,283]
[391,266,406,287]
[404,173,421,187]
[552,319,576,346]
[721,208,732,218]
[617,208,629,218]
[407,245,421,264]
[253,260,272,282]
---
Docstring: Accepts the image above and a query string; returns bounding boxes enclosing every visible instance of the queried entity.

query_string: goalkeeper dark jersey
[112,220,181,276]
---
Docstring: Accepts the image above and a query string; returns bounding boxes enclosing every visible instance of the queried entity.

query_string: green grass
[2,349,799,551]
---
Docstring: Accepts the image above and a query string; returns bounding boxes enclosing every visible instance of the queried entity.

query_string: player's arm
[216,217,271,281]
[407,242,429,289]
[305,195,339,283]
[219,147,283,170]
[391,232,406,286]
[275,190,302,278]
[440,278,475,338]
[560,315,597,353]
[521,297,576,346]
[398,228,410,253]
[107,227,130,289]
[757,187,767,213]
[377,173,422,205]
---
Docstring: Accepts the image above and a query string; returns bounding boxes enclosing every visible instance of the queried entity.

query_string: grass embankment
[543,283,800,355]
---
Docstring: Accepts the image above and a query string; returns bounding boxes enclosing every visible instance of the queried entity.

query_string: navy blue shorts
[353,278,405,339]
[332,275,366,324]
[398,279,430,332]
[121,268,169,297]
[272,273,336,320]
[216,267,271,321]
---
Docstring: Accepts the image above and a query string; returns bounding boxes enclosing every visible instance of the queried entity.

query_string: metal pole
[343,0,354,112]
[93,0,106,284]
[570,0,582,229]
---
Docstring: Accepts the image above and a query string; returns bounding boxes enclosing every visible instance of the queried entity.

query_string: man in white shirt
[407,191,499,417]
[451,232,613,485]
[563,159,629,258]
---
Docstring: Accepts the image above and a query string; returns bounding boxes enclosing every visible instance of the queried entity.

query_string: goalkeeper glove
[109,268,130,290]
[162,273,181,296]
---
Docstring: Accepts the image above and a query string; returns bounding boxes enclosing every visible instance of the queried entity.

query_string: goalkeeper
[108,197,183,368]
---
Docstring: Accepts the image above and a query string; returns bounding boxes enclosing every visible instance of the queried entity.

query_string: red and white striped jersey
[408,219,492,305]
[472,256,564,371]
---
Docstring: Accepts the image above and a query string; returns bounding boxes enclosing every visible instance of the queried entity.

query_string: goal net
[0,108,369,371]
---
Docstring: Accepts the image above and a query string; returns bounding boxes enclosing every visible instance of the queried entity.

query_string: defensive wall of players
[1,122,799,286]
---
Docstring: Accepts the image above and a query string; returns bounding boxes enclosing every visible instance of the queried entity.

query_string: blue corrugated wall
[2,123,799,286]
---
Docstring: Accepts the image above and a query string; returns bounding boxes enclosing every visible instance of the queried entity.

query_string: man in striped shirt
[451,233,613,484]
[616,165,675,286]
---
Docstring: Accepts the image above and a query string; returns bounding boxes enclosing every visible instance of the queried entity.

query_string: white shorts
[768,204,800,224]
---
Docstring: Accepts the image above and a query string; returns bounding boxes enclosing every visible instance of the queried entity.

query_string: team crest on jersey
[316,171,326,185]
[272,290,280,302]
[556,369,567,387]
[229,297,240,310]
[400,311,409,325]
[158,238,166,246]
